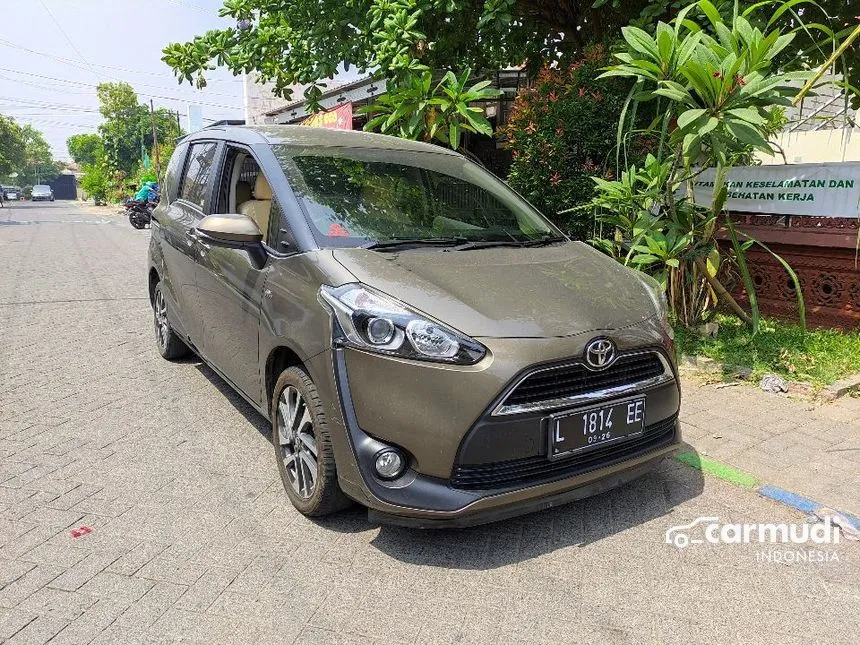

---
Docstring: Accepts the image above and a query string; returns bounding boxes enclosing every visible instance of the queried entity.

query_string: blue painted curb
[758,484,860,531]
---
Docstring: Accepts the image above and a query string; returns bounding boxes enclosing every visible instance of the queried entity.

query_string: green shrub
[501,45,640,239]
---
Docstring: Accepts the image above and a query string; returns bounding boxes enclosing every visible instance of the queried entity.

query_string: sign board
[302,102,353,130]
[688,163,860,218]
[187,105,203,133]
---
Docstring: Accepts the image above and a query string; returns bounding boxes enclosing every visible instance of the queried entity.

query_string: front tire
[272,367,349,517]
[152,282,189,360]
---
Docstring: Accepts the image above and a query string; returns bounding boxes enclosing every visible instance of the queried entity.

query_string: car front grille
[450,415,677,490]
[495,352,668,414]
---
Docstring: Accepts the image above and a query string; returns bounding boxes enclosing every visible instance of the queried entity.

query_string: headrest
[235,180,252,205]
[254,174,272,200]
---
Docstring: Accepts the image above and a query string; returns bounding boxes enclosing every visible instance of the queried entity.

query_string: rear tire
[271,367,350,517]
[152,282,190,360]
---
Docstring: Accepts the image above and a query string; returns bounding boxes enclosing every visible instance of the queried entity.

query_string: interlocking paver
[0,203,858,644]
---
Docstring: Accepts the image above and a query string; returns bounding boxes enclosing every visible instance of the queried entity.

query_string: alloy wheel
[154,289,169,351]
[277,385,318,499]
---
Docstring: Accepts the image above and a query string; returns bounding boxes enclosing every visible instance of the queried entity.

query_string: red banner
[302,103,353,130]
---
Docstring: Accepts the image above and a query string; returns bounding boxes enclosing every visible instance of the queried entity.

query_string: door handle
[185,229,198,247]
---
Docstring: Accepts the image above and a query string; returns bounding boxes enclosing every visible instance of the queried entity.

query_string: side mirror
[197,213,263,246]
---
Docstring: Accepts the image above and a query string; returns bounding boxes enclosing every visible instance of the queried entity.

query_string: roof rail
[204,119,246,127]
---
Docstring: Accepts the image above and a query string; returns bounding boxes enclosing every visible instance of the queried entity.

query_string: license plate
[548,396,646,460]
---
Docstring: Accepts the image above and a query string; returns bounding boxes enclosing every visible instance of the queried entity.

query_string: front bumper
[312,321,682,527]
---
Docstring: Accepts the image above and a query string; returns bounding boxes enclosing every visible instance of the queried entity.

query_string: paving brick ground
[1,201,858,644]
[681,382,860,516]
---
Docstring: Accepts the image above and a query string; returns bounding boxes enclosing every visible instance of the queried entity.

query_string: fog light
[374,450,405,479]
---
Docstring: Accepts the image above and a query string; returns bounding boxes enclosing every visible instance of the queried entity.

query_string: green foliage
[0,122,60,186]
[0,115,25,178]
[66,134,104,167]
[675,314,860,387]
[501,46,638,239]
[357,69,500,150]
[80,163,109,203]
[161,0,665,110]
[161,0,859,111]
[95,82,181,178]
[589,0,819,331]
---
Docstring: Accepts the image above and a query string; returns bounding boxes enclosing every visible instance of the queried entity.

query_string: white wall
[758,128,860,165]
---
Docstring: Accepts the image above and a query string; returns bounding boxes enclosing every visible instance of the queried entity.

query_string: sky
[0,0,246,161]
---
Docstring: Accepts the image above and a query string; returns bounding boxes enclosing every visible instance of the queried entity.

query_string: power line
[0,42,245,100]
[37,0,100,81]
[0,37,243,85]
[0,66,243,111]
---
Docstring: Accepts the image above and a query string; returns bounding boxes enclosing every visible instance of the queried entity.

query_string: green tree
[95,82,182,178]
[66,134,105,167]
[162,0,857,109]
[80,164,109,204]
[18,125,60,186]
[0,115,25,179]
[162,0,661,108]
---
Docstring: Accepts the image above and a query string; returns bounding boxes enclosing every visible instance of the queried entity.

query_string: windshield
[273,145,560,248]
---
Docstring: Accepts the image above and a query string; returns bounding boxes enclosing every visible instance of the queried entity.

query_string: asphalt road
[0,201,857,644]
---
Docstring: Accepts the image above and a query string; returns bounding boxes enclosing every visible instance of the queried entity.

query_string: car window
[212,146,279,245]
[179,142,218,210]
[273,145,559,248]
[164,142,188,204]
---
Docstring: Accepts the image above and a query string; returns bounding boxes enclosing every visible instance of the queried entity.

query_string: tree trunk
[694,256,752,325]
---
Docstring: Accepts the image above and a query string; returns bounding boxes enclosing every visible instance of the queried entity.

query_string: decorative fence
[724,214,859,329]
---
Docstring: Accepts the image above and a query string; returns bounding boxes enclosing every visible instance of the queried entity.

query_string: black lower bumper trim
[368,451,673,528]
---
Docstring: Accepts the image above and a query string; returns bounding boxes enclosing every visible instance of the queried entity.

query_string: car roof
[181,125,461,157]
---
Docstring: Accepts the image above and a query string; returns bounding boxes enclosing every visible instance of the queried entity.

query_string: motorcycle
[124,199,154,229]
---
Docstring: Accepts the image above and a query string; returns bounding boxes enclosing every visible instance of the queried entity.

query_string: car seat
[238,174,272,241]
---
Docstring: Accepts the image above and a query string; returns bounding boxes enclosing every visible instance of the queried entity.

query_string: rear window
[164,142,189,204]
[179,142,218,210]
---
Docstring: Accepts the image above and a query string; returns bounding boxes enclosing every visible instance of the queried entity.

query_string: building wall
[758,128,860,164]
[242,74,294,125]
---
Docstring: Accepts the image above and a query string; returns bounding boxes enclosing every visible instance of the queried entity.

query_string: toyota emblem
[585,338,616,370]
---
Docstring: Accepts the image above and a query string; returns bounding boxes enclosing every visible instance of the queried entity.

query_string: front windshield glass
[273,145,560,247]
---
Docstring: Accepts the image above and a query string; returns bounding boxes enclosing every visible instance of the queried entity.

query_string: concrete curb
[824,373,860,398]
[674,453,860,531]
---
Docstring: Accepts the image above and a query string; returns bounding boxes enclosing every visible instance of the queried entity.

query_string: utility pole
[149,100,162,182]
[175,110,181,134]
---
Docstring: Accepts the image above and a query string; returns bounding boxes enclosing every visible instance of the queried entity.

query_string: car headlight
[319,283,486,365]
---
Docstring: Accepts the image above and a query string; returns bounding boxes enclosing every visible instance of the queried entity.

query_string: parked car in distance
[31,185,54,201]
[147,125,681,527]
[3,186,22,200]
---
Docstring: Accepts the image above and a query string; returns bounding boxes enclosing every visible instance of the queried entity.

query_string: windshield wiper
[452,235,567,251]
[362,237,468,251]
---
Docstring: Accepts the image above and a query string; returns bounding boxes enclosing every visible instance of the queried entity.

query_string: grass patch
[675,451,759,489]
[674,314,860,387]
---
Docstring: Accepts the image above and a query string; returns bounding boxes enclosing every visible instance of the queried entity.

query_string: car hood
[331,242,657,338]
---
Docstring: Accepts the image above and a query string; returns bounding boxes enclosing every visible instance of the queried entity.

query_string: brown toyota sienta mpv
[148,125,681,527]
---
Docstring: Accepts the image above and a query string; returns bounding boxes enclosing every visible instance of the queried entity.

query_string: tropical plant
[357,69,500,151]
[591,0,817,331]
